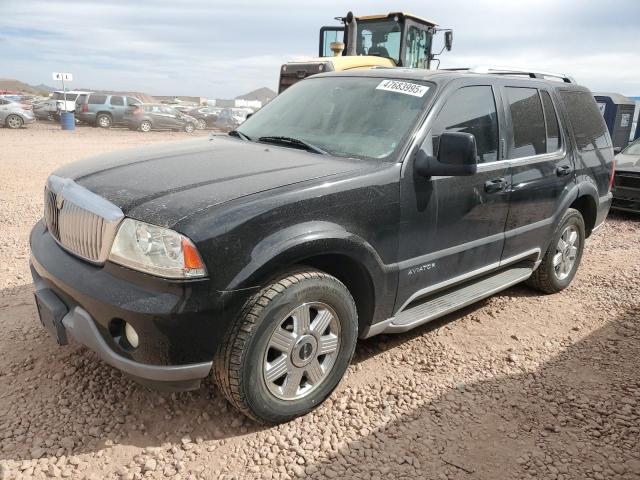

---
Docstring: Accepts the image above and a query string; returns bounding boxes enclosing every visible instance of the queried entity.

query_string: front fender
[228,221,387,286]
[222,221,397,324]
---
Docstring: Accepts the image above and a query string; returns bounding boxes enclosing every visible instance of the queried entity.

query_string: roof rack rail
[442,66,575,83]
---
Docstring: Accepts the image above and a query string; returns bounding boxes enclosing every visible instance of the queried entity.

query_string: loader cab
[279,11,452,93]
[319,13,440,69]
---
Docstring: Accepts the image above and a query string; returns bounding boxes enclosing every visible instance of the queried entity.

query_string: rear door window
[432,85,499,163]
[540,90,561,152]
[110,96,124,106]
[88,95,107,104]
[505,87,546,158]
[560,90,609,151]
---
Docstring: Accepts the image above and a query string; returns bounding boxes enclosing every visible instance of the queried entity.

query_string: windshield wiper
[258,136,328,155]
[228,130,252,141]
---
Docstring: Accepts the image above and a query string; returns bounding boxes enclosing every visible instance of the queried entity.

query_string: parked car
[212,107,250,130]
[0,96,36,128]
[611,138,640,212]
[30,68,613,423]
[125,104,198,133]
[173,106,223,129]
[75,93,142,128]
[32,98,57,120]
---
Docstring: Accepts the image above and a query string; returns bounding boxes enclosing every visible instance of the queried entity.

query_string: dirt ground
[0,122,639,480]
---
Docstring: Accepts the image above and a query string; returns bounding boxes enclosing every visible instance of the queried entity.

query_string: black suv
[30,69,613,423]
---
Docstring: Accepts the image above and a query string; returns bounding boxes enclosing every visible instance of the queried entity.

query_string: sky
[1,0,639,98]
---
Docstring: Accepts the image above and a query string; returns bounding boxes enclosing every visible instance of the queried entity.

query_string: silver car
[0,97,36,128]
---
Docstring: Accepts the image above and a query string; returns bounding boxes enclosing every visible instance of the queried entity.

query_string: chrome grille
[43,176,124,264]
[44,187,60,240]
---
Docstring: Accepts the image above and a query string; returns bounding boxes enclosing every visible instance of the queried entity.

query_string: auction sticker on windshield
[376,80,429,97]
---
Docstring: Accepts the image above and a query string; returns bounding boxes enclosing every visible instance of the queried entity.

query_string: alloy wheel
[553,225,579,280]
[98,115,111,128]
[262,302,341,401]
[6,115,23,129]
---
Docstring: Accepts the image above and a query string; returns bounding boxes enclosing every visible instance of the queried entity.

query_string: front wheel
[526,208,585,294]
[139,120,152,132]
[184,122,195,133]
[213,268,358,424]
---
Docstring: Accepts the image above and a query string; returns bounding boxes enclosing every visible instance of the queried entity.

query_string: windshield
[357,18,402,63]
[622,139,640,155]
[238,77,432,159]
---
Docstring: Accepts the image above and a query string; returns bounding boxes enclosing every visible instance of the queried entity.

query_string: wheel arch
[224,222,393,335]
[573,182,599,237]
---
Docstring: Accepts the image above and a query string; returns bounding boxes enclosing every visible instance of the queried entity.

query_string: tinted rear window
[560,90,609,151]
[88,95,107,104]
[54,93,78,101]
[506,87,546,158]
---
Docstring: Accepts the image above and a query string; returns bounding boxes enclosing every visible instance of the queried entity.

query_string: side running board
[370,265,533,336]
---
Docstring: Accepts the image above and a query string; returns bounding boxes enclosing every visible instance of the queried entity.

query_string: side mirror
[613,147,622,154]
[414,132,478,177]
[444,31,453,51]
[246,113,253,120]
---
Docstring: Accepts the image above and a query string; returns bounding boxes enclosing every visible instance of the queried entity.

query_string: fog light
[124,323,139,348]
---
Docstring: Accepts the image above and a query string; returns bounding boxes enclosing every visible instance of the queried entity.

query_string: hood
[53,136,368,227]
[615,153,640,172]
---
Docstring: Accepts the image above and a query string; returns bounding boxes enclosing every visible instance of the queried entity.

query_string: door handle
[556,165,572,177]
[484,177,507,193]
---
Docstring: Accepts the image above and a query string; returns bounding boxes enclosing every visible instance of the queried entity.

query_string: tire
[184,122,195,134]
[96,113,112,128]
[5,114,23,129]
[196,119,207,130]
[526,208,585,294]
[214,268,358,424]
[139,120,152,132]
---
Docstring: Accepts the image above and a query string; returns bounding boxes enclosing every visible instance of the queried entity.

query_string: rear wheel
[526,208,585,293]
[97,113,112,128]
[5,114,23,129]
[139,120,152,132]
[214,268,358,424]
[184,122,195,134]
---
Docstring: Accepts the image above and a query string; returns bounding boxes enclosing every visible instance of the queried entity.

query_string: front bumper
[612,171,640,213]
[32,281,211,390]
[29,220,252,390]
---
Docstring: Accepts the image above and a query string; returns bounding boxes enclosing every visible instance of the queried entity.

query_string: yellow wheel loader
[278,11,453,93]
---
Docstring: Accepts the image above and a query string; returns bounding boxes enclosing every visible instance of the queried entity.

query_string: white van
[52,90,91,113]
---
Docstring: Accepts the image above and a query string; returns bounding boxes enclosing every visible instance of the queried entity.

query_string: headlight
[109,218,206,279]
